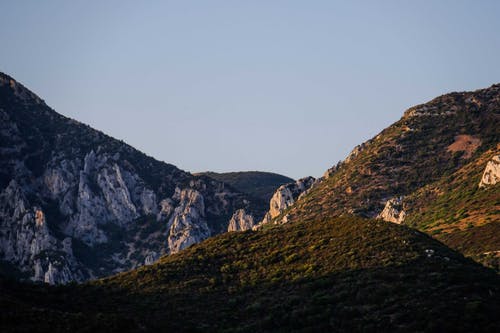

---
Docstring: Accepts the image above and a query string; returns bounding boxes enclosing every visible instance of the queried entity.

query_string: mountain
[1,76,499,332]
[1,216,499,332]
[265,84,499,269]
[197,171,294,201]
[0,72,267,283]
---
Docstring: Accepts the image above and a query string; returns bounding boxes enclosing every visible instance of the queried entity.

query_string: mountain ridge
[196,171,294,202]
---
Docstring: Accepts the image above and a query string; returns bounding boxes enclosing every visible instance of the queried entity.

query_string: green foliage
[199,171,293,201]
[1,217,499,332]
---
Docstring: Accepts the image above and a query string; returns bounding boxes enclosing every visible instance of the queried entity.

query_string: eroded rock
[228,209,255,231]
[377,197,406,224]
[167,188,210,253]
[255,177,315,228]
[479,155,500,188]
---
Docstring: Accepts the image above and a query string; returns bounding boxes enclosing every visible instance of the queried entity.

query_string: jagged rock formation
[0,179,82,283]
[0,72,265,283]
[255,177,316,228]
[227,209,255,231]
[479,155,500,187]
[377,197,406,224]
[167,188,210,253]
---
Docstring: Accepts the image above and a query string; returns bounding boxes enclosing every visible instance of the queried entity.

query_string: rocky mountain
[2,216,499,332]
[197,171,294,201]
[0,73,266,283]
[264,84,500,269]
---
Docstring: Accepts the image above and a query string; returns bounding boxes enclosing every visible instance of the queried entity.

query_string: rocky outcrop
[479,155,500,188]
[227,209,255,231]
[255,177,315,228]
[144,251,159,265]
[167,188,210,253]
[345,143,367,163]
[377,197,406,224]
[157,198,175,221]
[0,180,82,283]
[62,150,160,246]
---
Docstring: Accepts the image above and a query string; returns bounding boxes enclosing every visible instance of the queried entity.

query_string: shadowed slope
[2,217,499,332]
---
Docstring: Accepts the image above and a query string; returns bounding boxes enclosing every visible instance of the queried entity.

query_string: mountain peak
[0,72,44,105]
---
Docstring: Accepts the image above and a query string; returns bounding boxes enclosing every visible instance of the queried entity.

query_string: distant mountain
[197,171,294,201]
[261,84,500,269]
[2,217,499,332]
[0,72,266,283]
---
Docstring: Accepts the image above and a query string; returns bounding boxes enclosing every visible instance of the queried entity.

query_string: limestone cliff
[227,209,255,231]
[255,177,316,228]
[479,155,500,188]
[377,197,406,224]
[167,188,210,253]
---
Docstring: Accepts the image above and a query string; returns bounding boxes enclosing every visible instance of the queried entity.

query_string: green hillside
[199,171,294,201]
[404,145,500,270]
[2,217,499,332]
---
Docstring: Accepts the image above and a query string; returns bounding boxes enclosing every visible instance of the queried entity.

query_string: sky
[1,1,499,179]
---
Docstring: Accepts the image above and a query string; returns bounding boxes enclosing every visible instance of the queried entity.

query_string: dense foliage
[199,171,294,201]
[2,217,499,332]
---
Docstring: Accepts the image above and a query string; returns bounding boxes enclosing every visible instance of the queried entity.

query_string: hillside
[198,171,294,201]
[2,216,499,332]
[268,84,499,269]
[404,145,500,270]
[0,72,266,283]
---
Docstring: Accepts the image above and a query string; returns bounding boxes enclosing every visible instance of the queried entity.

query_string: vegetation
[1,217,499,332]
[274,84,499,270]
[199,171,294,201]
[403,146,500,270]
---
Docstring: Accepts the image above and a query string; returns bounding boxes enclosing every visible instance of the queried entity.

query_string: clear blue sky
[1,1,499,179]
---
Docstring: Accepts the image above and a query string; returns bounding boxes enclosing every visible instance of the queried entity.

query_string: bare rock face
[64,150,157,246]
[167,188,210,253]
[157,198,175,222]
[144,251,159,265]
[377,197,406,224]
[255,177,315,228]
[0,180,82,284]
[228,209,255,232]
[479,155,500,188]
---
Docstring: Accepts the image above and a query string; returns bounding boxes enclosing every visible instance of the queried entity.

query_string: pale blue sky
[1,1,499,179]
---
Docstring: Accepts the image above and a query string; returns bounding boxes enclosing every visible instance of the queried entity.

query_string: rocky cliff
[227,209,255,231]
[0,73,265,283]
[255,177,316,228]
[479,155,500,187]
[377,197,406,224]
